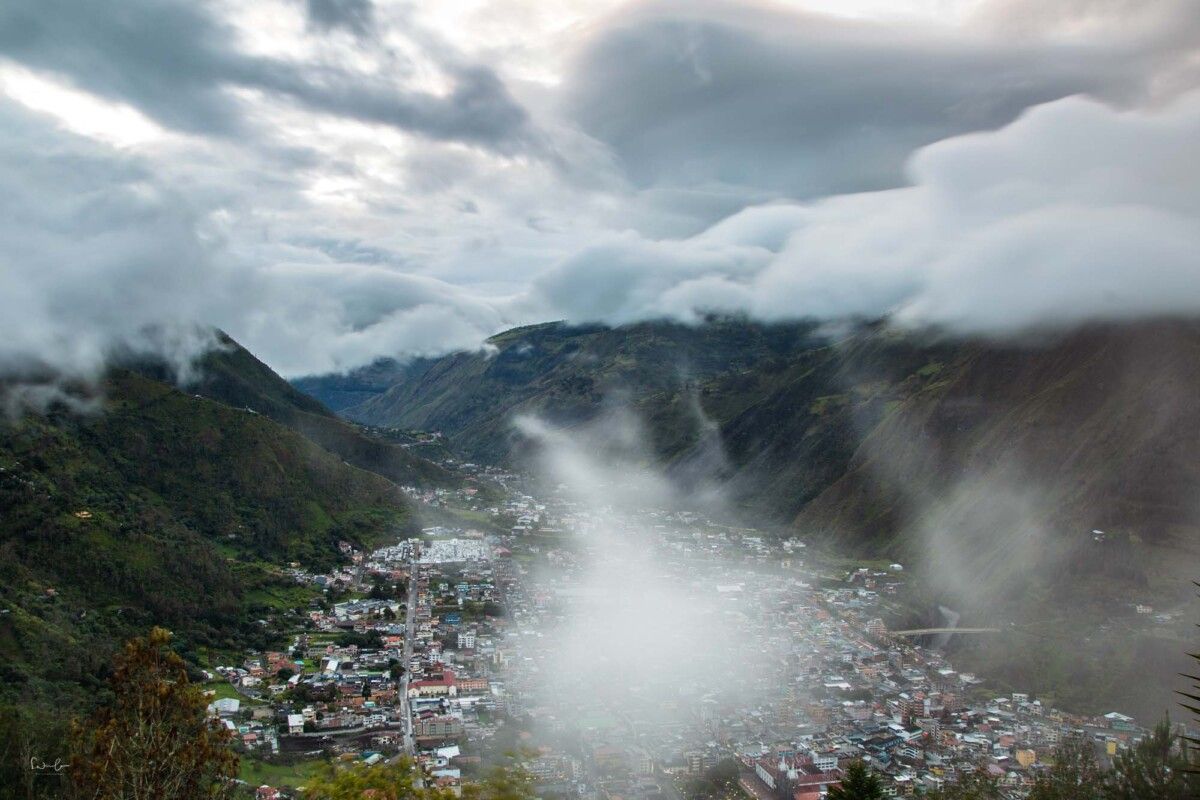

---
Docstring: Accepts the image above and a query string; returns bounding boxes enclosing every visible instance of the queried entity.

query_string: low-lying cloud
[1,0,1199,407]
[0,102,509,406]
[534,90,1200,336]
[512,410,773,717]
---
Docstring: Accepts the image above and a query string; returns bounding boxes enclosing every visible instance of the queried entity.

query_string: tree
[1179,581,1200,769]
[683,758,741,800]
[929,770,1003,800]
[0,705,72,800]
[462,759,537,800]
[826,761,883,800]
[1105,719,1198,800]
[303,759,536,800]
[705,758,740,793]
[303,760,428,800]
[1028,737,1104,800]
[68,627,238,800]
[276,667,296,682]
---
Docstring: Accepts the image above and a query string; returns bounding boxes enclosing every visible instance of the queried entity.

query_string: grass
[202,681,265,706]
[447,507,496,526]
[203,681,243,701]
[245,582,320,612]
[239,756,327,789]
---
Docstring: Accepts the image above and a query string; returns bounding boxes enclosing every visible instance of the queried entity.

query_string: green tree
[929,769,1003,799]
[682,758,741,800]
[461,759,537,800]
[303,760,431,800]
[1105,719,1198,799]
[0,706,72,800]
[826,761,883,800]
[1180,582,1200,769]
[304,759,535,800]
[68,627,238,800]
[1028,737,1103,800]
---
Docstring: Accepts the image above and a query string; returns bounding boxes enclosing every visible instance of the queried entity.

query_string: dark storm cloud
[0,0,535,150]
[305,0,375,36]
[561,0,1163,208]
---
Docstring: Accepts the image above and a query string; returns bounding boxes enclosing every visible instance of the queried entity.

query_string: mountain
[302,316,1200,717]
[340,319,823,462]
[137,332,455,489]
[0,350,421,710]
[293,358,411,414]
[313,317,1200,591]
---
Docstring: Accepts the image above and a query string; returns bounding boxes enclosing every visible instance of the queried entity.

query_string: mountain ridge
[0,335,430,711]
[299,317,1200,601]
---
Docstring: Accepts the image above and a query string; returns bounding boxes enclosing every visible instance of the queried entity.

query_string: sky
[2,0,1199,389]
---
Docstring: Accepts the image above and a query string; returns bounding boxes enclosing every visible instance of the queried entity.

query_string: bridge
[888,627,1001,636]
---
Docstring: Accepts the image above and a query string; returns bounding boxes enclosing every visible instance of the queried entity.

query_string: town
[206,460,1168,800]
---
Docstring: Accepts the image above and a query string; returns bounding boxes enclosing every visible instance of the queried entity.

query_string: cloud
[513,409,770,709]
[532,90,1200,336]
[0,0,536,151]
[1,0,1198,401]
[558,0,1166,220]
[0,104,236,386]
[305,0,374,37]
[0,100,515,409]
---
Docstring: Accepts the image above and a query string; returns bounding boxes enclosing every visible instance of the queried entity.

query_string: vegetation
[172,332,456,488]
[927,770,1002,799]
[302,758,535,800]
[307,316,1200,717]
[68,627,239,800]
[1104,720,1198,799]
[238,756,328,790]
[0,705,71,799]
[924,722,1197,800]
[835,731,1199,800]
[1179,583,1200,768]
[0,366,414,715]
[1027,736,1102,800]
[825,761,883,800]
[682,758,741,800]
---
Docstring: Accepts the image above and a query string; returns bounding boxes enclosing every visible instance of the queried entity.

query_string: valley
[205,453,1185,797]
[1,319,1196,798]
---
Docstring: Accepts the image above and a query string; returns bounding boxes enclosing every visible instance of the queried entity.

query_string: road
[400,553,419,757]
[888,627,1000,636]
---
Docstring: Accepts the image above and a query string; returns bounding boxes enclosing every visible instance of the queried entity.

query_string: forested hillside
[309,318,1200,602]
[299,317,1200,717]
[137,332,456,488]
[0,368,415,711]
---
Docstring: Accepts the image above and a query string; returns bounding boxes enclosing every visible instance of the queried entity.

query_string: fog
[795,330,1200,720]
[509,408,794,739]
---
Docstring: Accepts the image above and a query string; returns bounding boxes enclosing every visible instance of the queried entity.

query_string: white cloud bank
[533,91,1200,335]
[0,0,1198,403]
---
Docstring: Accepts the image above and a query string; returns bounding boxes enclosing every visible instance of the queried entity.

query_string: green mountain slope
[303,317,1200,718]
[293,358,411,413]
[317,317,1200,591]
[342,319,821,461]
[136,332,455,488]
[0,368,414,709]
